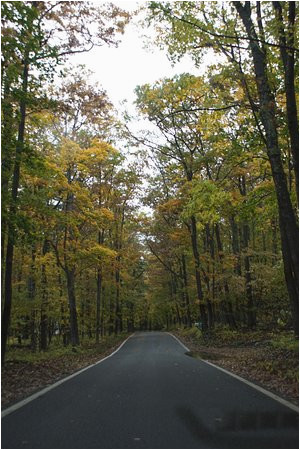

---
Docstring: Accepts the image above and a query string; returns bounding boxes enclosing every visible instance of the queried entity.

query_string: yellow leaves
[230,190,243,206]
[169,229,186,244]
[158,198,182,214]
[79,139,117,166]
[59,138,82,166]
[87,208,114,228]
[235,85,246,102]
[22,173,49,188]
[78,243,116,263]
[98,207,114,222]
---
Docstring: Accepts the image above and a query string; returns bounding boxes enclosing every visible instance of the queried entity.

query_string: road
[2,332,299,449]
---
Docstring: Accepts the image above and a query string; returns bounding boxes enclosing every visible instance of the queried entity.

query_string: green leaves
[182,179,230,225]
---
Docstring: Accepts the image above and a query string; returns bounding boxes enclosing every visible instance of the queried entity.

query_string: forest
[1,0,298,385]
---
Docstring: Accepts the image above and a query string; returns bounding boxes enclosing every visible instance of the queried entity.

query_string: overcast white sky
[69,1,214,209]
[70,1,204,110]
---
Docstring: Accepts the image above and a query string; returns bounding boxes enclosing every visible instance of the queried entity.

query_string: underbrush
[5,333,129,365]
[176,324,298,351]
[269,333,299,353]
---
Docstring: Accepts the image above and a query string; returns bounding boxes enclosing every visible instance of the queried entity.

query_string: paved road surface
[2,332,299,448]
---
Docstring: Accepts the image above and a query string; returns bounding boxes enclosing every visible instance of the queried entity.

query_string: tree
[145,0,299,333]
[1,0,130,362]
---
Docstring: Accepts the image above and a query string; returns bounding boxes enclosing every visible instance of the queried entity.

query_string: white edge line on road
[168,332,190,352]
[1,334,134,418]
[169,332,299,413]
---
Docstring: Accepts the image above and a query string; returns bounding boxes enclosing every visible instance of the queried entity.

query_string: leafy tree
[1,0,130,362]
[145,0,298,333]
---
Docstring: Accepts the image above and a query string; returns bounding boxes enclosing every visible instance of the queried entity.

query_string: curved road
[2,332,298,448]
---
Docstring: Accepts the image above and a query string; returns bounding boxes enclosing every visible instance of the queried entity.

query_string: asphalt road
[2,332,299,449]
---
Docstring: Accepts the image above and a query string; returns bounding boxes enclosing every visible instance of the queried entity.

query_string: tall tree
[1,0,130,361]
[146,0,299,333]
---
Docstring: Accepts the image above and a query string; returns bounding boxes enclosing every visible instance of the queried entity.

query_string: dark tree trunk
[171,275,182,326]
[215,224,237,329]
[28,246,37,351]
[101,285,105,337]
[96,230,104,343]
[1,79,15,275]
[2,60,29,364]
[181,254,192,327]
[242,223,256,329]
[40,240,49,351]
[96,268,102,343]
[235,1,298,333]
[114,256,122,334]
[114,206,125,335]
[66,268,80,346]
[271,218,278,264]
[205,224,215,328]
[279,215,299,334]
[272,1,299,197]
[190,215,208,329]
[239,176,256,329]
[230,215,241,276]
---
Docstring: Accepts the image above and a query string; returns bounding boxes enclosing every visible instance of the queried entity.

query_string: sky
[69,1,204,111]
[68,1,214,211]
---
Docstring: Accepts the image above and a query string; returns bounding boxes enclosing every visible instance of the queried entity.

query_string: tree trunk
[101,285,105,337]
[235,1,298,333]
[271,218,278,264]
[215,223,237,328]
[190,215,208,329]
[28,246,38,351]
[114,256,122,334]
[1,79,14,276]
[181,254,192,327]
[272,1,299,197]
[66,268,80,346]
[96,268,102,343]
[40,240,49,351]
[96,230,104,343]
[242,223,256,329]
[230,215,241,275]
[1,59,29,364]
[239,175,256,329]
